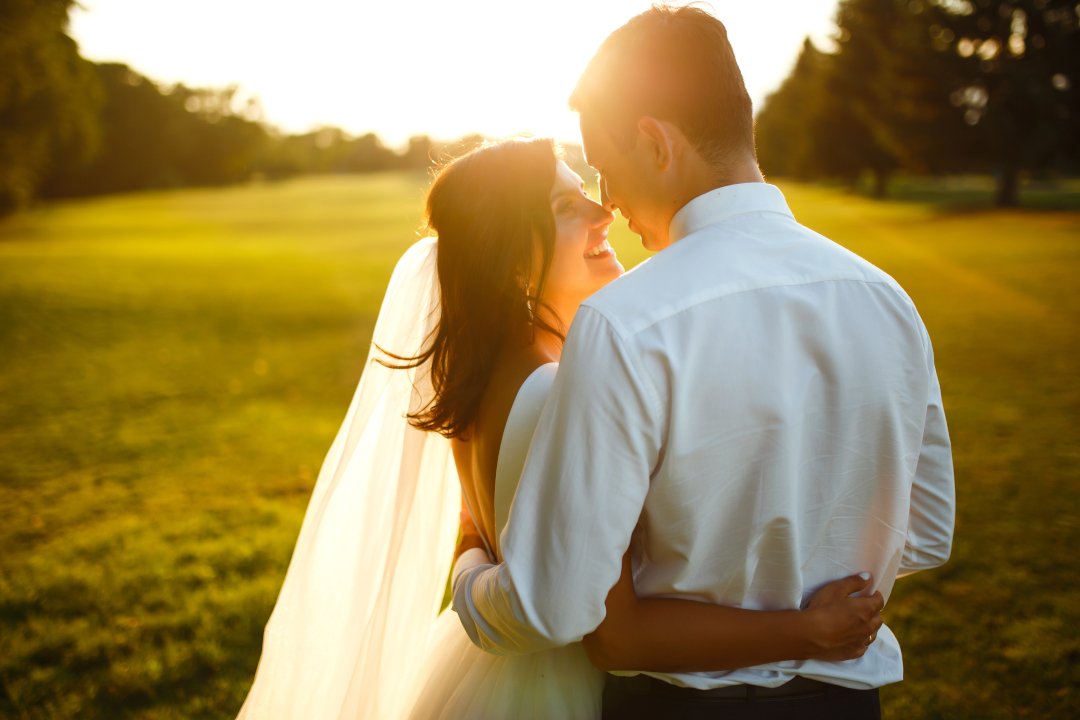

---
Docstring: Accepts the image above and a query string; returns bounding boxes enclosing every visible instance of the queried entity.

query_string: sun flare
[70,0,839,148]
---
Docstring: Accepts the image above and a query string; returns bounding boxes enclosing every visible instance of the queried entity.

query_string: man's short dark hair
[570,4,756,167]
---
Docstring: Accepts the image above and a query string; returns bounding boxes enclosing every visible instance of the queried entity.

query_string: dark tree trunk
[995,164,1020,208]
[872,168,890,198]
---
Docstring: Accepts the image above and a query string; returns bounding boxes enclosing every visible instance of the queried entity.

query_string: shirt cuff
[452,547,492,591]
[451,548,495,647]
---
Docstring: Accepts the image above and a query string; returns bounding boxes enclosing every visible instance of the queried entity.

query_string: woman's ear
[636,116,675,171]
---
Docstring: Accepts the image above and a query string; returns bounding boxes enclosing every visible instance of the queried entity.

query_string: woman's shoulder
[486,343,556,411]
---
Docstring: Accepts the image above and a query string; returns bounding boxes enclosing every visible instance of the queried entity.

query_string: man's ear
[636,116,675,171]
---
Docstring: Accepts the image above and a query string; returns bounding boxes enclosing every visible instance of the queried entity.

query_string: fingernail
[858,572,871,581]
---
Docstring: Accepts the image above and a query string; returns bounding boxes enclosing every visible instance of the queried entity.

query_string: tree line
[0,0,454,217]
[6,1,1077,215]
[755,0,1079,206]
[39,62,444,202]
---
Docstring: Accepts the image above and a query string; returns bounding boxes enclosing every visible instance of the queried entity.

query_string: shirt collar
[668,183,794,244]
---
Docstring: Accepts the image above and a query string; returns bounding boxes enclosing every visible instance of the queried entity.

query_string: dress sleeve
[899,326,956,575]
[452,306,661,654]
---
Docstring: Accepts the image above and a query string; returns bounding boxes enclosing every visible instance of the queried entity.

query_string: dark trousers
[602,674,882,720]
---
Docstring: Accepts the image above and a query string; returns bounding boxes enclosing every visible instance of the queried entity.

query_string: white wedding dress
[237,239,603,719]
[404,363,605,719]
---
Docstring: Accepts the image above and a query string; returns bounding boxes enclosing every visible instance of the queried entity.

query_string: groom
[453,6,955,718]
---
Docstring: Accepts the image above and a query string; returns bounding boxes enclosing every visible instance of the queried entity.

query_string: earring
[525,285,536,321]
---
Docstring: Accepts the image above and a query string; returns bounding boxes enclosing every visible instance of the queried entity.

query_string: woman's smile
[585,233,613,259]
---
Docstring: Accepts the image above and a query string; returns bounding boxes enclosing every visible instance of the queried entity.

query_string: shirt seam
[589,275,908,338]
[575,305,664,424]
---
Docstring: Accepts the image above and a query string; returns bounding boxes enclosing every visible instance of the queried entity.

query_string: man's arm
[899,329,955,575]
[452,306,659,654]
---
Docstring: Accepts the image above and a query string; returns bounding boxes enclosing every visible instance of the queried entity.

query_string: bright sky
[70,0,839,148]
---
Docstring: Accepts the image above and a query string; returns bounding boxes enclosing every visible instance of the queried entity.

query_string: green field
[1,174,1077,719]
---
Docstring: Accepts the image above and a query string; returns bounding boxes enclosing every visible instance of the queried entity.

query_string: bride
[237,138,883,719]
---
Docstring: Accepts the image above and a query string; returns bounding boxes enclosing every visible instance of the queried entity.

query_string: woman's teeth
[585,240,612,258]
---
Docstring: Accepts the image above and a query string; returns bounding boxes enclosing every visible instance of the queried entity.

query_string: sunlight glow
[70,0,839,147]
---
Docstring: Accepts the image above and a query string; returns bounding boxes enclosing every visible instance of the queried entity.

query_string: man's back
[581,183,954,687]
[453,183,953,693]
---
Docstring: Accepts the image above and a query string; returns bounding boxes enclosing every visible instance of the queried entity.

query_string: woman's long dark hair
[381,138,565,439]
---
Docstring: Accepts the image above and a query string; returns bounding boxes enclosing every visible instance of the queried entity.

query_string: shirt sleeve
[899,328,956,575]
[452,306,660,654]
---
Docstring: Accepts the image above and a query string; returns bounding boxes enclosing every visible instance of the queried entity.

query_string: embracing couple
[238,6,955,719]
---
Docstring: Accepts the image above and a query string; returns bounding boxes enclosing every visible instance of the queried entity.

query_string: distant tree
[756,40,833,182]
[400,135,434,170]
[0,0,100,214]
[168,85,268,185]
[343,132,397,172]
[830,0,917,194]
[756,37,897,193]
[816,46,903,194]
[827,0,982,193]
[758,0,1077,205]
[261,131,316,178]
[926,0,1080,206]
[41,64,270,197]
[259,128,398,177]
[44,64,186,194]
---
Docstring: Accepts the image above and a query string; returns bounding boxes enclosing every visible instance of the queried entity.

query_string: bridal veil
[237,237,461,719]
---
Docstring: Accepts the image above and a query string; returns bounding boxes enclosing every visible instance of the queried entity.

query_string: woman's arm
[581,552,884,672]
[455,502,489,558]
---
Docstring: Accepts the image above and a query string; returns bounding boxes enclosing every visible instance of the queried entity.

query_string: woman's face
[536,160,621,314]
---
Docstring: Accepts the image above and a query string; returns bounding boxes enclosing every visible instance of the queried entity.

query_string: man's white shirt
[453,183,955,689]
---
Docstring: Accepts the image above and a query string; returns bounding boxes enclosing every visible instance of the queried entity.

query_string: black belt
[609,674,843,701]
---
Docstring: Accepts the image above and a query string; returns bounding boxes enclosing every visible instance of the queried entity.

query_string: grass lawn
[1,174,1077,718]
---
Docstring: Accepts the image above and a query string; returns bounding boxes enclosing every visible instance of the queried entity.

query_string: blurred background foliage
[2,0,1078,217]
[0,0,101,214]
[0,1,458,217]
[755,0,1080,205]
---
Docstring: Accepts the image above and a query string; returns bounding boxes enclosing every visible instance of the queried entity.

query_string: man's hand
[805,573,885,661]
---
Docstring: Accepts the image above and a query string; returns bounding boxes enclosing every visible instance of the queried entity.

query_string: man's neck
[657,155,765,249]
[677,155,764,209]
